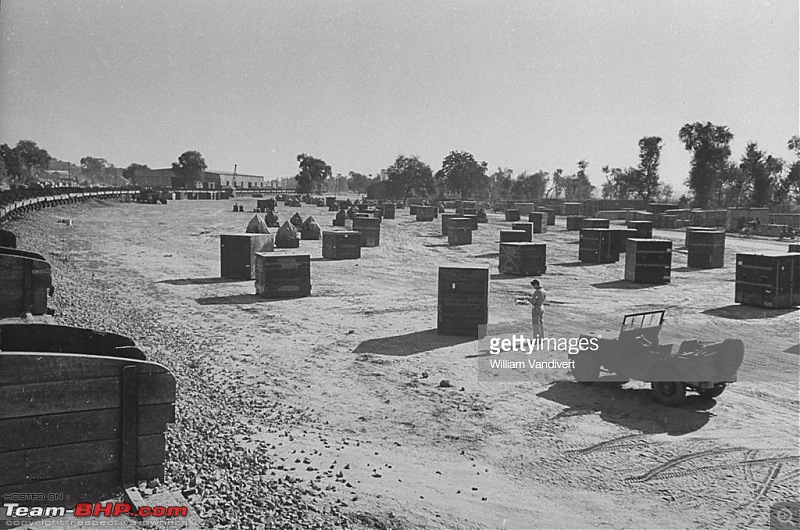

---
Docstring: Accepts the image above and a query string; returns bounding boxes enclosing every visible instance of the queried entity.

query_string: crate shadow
[352,328,475,357]
[157,277,249,285]
[195,294,308,305]
[491,273,531,280]
[592,280,651,290]
[472,252,499,259]
[784,344,800,355]
[537,380,713,436]
[702,305,799,320]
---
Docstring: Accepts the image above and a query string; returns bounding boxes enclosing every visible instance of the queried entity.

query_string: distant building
[131,168,177,188]
[130,168,266,190]
[205,170,265,189]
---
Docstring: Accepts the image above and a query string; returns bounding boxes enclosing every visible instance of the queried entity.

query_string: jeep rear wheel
[651,367,687,406]
[698,384,726,398]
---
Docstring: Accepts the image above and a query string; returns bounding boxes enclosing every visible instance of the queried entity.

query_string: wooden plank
[0,373,175,420]
[0,434,164,486]
[0,352,171,385]
[120,365,139,487]
[0,403,174,452]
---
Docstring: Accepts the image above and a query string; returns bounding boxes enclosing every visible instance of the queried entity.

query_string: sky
[0,0,797,193]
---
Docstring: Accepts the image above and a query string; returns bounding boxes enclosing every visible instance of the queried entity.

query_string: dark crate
[538,208,556,225]
[505,209,521,222]
[448,228,472,245]
[0,229,17,248]
[527,212,547,233]
[581,218,610,229]
[416,206,437,221]
[450,217,474,231]
[0,252,52,318]
[563,202,581,216]
[511,222,533,242]
[790,244,800,253]
[500,230,528,242]
[352,217,381,247]
[257,199,276,211]
[382,204,396,219]
[499,242,546,276]
[255,253,311,298]
[220,233,274,280]
[735,252,799,308]
[687,229,725,269]
[579,229,618,263]
[438,266,489,337]
[609,228,638,254]
[627,220,653,239]
[441,213,459,235]
[625,239,672,284]
[566,216,585,231]
[461,214,479,229]
[322,231,361,260]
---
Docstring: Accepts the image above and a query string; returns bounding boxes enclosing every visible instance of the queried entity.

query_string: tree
[172,150,207,188]
[80,156,109,183]
[679,122,733,208]
[14,140,51,182]
[739,142,783,207]
[435,151,488,199]
[636,136,663,201]
[774,136,800,204]
[563,160,595,200]
[601,165,638,200]
[294,153,331,194]
[123,163,150,184]
[511,170,549,201]
[546,168,565,198]
[383,155,435,201]
[0,144,21,181]
[346,171,373,193]
[489,167,514,200]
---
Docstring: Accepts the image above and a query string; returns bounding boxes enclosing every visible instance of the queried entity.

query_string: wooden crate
[0,351,176,510]
[581,218,610,229]
[627,220,653,239]
[609,228,638,254]
[579,229,618,263]
[515,203,534,215]
[789,244,800,253]
[563,202,581,216]
[504,209,521,222]
[450,217,474,231]
[352,217,381,247]
[624,239,672,284]
[254,253,311,298]
[500,230,528,242]
[0,323,145,360]
[382,203,396,219]
[441,213,459,235]
[0,229,16,248]
[511,222,533,242]
[499,242,546,276]
[416,206,437,221]
[220,234,274,279]
[537,208,556,225]
[527,212,546,233]
[448,228,472,245]
[735,252,800,308]
[322,231,361,260]
[256,199,276,211]
[438,266,488,337]
[461,214,479,229]
[0,251,52,318]
[686,229,725,268]
[566,216,584,231]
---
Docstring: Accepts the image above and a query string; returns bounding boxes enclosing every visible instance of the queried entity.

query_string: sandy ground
[5,197,799,530]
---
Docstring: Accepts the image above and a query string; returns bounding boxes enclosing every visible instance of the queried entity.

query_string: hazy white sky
[1,0,797,192]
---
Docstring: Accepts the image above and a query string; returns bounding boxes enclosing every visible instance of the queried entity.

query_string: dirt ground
[6,197,799,529]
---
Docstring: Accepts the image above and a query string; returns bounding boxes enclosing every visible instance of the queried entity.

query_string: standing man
[530,279,547,338]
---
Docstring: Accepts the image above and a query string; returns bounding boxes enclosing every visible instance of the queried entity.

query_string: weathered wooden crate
[461,214,479,229]
[511,222,533,242]
[322,231,361,260]
[686,229,725,269]
[449,217,474,231]
[537,208,556,225]
[447,228,472,245]
[735,252,800,308]
[563,202,581,216]
[441,213,459,235]
[789,244,800,253]
[0,250,53,318]
[627,220,653,239]
[527,212,546,233]
[499,242,546,276]
[352,217,381,247]
[581,218,610,229]
[0,350,176,510]
[625,239,672,284]
[254,253,311,298]
[499,230,528,242]
[514,203,534,215]
[438,266,488,337]
[382,203,396,219]
[256,199,276,211]
[416,206,437,221]
[220,234,274,280]
[566,216,585,231]
[579,229,618,263]
[608,228,638,255]
[504,209,521,222]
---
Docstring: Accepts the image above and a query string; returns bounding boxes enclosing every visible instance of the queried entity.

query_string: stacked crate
[625,239,672,284]
[735,252,800,308]
[448,227,472,245]
[511,222,534,242]
[438,266,489,337]
[220,234,274,279]
[352,217,381,247]
[382,203,396,219]
[416,206,437,221]
[566,216,585,231]
[254,253,311,298]
[528,212,546,233]
[515,203,535,215]
[499,243,547,276]
[0,248,52,318]
[627,220,653,239]
[441,213,459,235]
[581,218,610,229]
[505,209,521,222]
[322,231,361,260]
[686,228,725,268]
[609,228,638,255]
[538,208,556,226]
[563,202,581,216]
[500,230,528,242]
[579,229,618,263]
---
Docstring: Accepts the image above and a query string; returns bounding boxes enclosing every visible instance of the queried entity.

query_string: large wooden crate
[352,217,381,247]
[581,218,610,229]
[382,203,396,219]
[416,206,437,221]
[527,212,546,233]
[627,220,653,239]
[537,208,556,225]
[514,203,534,215]
[735,252,800,308]
[220,233,274,280]
[449,217,474,231]
[504,209,521,222]
[511,222,533,242]
[256,199,276,211]
[461,214,479,229]
[0,351,176,510]
[789,244,800,253]
[447,228,472,245]
[499,242,546,276]
[0,250,52,318]
[566,216,585,231]
[500,230,528,242]
[322,231,361,260]
[254,253,311,298]
[608,228,638,254]
[441,213,459,235]
[579,229,618,263]
[624,239,672,284]
[438,266,488,337]
[686,229,725,268]
[563,202,581,216]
